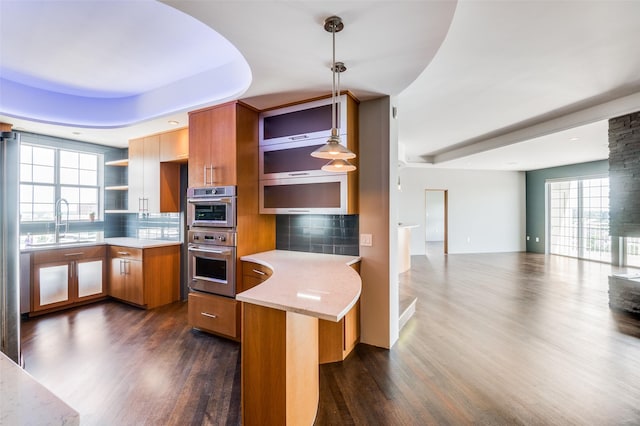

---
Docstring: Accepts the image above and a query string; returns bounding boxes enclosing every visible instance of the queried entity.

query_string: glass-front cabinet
[31,246,106,314]
[258,94,358,214]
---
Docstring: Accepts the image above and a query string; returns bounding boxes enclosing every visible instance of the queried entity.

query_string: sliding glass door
[547,177,610,262]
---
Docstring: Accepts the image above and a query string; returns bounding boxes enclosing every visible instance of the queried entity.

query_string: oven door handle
[187,197,233,204]
[188,246,233,256]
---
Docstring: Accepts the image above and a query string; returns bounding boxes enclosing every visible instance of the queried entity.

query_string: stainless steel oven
[187,186,236,228]
[188,228,237,298]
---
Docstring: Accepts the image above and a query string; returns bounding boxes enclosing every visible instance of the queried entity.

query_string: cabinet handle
[288,172,310,177]
[117,251,130,256]
[203,164,207,186]
[288,209,311,213]
[252,269,266,276]
[70,261,74,279]
[289,135,309,140]
[64,252,84,256]
[209,165,215,185]
[201,312,217,319]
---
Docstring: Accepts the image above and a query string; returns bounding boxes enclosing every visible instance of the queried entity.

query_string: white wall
[399,168,526,255]
[425,190,445,242]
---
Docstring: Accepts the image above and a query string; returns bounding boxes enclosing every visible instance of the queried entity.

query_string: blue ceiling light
[0,0,251,128]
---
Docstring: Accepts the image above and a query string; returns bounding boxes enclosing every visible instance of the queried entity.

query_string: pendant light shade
[310,16,357,170]
[310,132,356,160]
[321,158,357,172]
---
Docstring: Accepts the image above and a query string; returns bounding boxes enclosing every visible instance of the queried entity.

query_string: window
[20,144,100,223]
[547,177,610,262]
[624,237,640,268]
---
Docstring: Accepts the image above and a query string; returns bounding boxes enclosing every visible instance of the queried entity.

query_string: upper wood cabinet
[160,128,188,162]
[190,102,246,187]
[258,94,359,215]
[128,133,181,213]
[128,135,160,214]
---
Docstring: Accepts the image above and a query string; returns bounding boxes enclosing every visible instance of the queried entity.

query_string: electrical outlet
[360,233,373,247]
[527,236,530,241]
[535,237,540,242]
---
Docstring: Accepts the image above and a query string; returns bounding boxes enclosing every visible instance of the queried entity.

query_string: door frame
[425,189,448,254]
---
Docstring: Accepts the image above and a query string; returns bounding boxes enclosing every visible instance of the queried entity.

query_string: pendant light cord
[331,22,337,135]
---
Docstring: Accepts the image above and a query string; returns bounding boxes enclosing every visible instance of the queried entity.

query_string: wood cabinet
[108,244,180,309]
[128,135,160,214]
[188,292,240,340]
[31,245,107,315]
[318,261,361,364]
[160,128,188,162]
[240,261,273,292]
[188,102,244,187]
[109,246,144,306]
[258,94,359,214]
[128,135,181,213]
[188,101,275,316]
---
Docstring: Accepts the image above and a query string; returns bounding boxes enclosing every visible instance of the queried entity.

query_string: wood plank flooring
[21,251,640,425]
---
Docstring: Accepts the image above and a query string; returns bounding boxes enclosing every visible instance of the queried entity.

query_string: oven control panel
[188,229,236,247]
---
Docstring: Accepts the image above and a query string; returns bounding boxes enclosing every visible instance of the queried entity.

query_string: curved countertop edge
[238,250,362,323]
[21,238,181,253]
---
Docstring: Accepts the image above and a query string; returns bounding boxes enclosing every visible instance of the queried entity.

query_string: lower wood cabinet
[319,260,361,364]
[31,245,107,315]
[318,300,360,364]
[240,261,273,292]
[240,259,361,362]
[108,244,180,309]
[188,292,240,340]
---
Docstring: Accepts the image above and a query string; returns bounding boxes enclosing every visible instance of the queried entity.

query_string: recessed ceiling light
[168,120,179,126]
[569,137,580,141]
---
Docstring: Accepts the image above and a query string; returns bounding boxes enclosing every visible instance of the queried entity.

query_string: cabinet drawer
[242,261,273,281]
[188,292,239,339]
[108,246,143,260]
[33,245,106,264]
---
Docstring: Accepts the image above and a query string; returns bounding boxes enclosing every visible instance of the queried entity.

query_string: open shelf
[105,158,129,167]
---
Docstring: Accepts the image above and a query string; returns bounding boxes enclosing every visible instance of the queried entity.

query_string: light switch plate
[360,233,373,247]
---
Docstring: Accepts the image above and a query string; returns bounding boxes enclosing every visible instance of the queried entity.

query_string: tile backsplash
[276,214,359,256]
[105,212,181,240]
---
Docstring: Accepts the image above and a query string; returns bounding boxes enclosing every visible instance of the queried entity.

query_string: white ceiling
[2,0,640,171]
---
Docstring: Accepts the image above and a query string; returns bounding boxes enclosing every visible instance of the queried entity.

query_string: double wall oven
[187,186,237,298]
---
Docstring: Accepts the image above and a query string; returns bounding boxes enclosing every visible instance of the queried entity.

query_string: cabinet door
[160,128,188,162]
[260,175,347,214]
[109,258,144,306]
[77,259,104,299]
[143,135,160,213]
[33,261,70,312]
[128,136,160,213]
[128,137,145,213]
[188,110,212,187]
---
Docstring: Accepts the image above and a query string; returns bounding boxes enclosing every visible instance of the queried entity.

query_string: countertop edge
[238,251,362,322]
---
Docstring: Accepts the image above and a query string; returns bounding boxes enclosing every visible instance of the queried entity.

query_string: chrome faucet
[54,198,69,242]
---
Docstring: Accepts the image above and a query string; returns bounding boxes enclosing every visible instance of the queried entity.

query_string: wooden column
[242,303,319,426]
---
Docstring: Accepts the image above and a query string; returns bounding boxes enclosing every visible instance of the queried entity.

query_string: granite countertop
[21,238,181,253]
[103,237,182,249]
[237,250,361,322]
[0,352,79,425]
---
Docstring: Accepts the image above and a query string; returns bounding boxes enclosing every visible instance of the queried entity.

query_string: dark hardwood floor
[22,250,640,425]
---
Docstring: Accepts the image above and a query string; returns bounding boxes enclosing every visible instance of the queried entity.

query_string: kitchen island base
[242,303,318,426]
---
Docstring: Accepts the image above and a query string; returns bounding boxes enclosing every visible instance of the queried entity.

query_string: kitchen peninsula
[237,250,361,426]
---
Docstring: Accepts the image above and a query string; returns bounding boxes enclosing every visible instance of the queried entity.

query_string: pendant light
[311,16,357,172]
